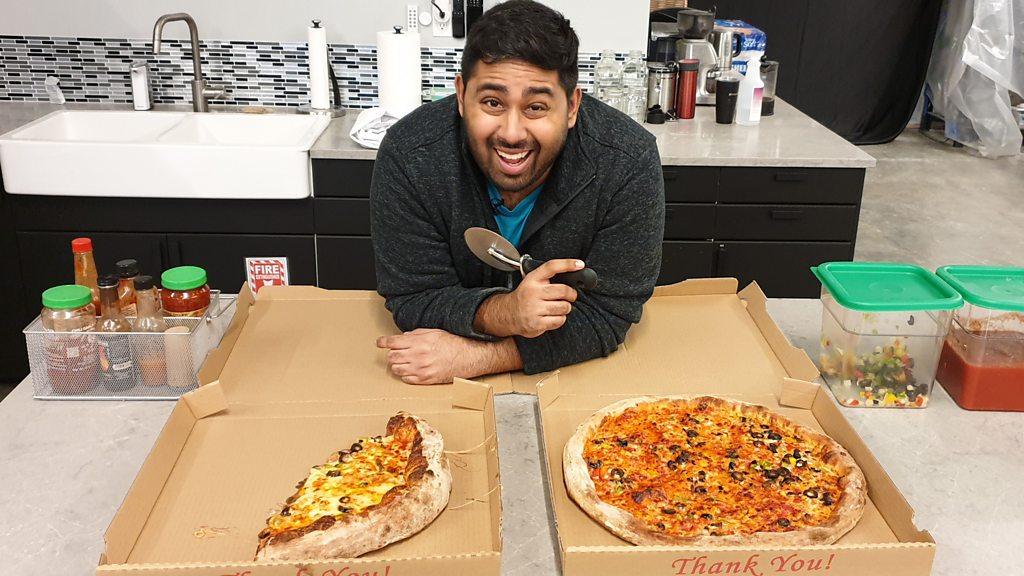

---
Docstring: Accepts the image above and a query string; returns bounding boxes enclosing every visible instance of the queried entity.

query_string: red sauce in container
[937,330,1024,411]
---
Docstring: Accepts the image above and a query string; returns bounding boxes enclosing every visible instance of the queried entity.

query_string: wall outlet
[406,4,419,31]
[432,0,453,37]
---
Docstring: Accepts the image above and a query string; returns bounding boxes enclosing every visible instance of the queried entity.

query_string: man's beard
[469,130,566,195]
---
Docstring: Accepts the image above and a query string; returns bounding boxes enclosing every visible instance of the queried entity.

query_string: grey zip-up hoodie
[369,94,664,374]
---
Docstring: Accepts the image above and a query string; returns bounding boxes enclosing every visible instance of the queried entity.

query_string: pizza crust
[255,414,452,560]
[563,396,867,547]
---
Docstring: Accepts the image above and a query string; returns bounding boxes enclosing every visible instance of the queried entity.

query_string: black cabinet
[169,234,317,291]
[658,241,716,285]
[312,160,375,198]
[317,236,377,290]
[16,231,166,321]
[664,203,715,240]
[718,167,865,204]
[714,204,858,241]
[716,241,853,297]
[0,175,29,384]
[314,198,372,235]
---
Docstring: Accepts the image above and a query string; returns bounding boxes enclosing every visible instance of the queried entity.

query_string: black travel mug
[715,78,740,124]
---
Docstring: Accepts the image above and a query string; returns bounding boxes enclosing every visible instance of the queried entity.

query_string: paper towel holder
[299,20,347,118]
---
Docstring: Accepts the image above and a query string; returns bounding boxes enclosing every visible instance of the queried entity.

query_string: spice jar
[41,284,99,395]
[160,266,211,318]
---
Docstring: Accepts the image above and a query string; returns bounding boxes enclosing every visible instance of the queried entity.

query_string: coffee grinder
[673,8,718,105]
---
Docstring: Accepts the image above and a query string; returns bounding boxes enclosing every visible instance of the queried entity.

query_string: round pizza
[563,396,866,546]
[255,413,451,560]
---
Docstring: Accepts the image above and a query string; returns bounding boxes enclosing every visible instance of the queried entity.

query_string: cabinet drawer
[169,234,317,291]
[312,160,375,198]
[10,195,314,234]
[716,241,853,297]
[315,198,371,235]
[657,241,716,285]
[715,204,858,241]
[719,168,864,204]
[664,203,714,240]
[317,236,377,290]
[662,166,718,202]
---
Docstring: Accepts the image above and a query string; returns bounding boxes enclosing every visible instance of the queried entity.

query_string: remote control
[466,0,483,34]
[452,0,466,38]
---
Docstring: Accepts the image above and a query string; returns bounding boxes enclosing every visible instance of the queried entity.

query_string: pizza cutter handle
[521,256,599,290]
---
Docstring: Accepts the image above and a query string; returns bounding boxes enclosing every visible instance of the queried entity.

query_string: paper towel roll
[308,20,330,110]
[376,28,422,118]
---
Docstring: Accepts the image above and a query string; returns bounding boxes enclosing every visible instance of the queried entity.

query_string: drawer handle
[774,172,806,182]
[663,170,679,181]
[771,209,804,221]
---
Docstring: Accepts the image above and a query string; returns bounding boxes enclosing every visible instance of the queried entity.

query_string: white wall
[0,0,648,52]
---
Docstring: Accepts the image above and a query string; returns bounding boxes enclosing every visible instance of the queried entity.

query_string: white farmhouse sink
[0,110,331,199]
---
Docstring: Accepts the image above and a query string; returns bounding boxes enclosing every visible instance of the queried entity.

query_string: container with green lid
[160,266,211,318]
[42,284,95,310]
[161,266,208,291]
[811,262,963,409]
[934,266,1024,411]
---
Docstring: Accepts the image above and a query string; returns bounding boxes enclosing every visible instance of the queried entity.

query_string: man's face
[456,59,582,195]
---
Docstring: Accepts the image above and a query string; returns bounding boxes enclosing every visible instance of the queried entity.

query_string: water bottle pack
[714,19,767,76]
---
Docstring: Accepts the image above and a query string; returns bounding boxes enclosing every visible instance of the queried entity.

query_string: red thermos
[676,59,699,120]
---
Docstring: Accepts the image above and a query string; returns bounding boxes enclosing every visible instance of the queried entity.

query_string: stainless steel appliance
[646,63,678,116]
[676,37,718,106]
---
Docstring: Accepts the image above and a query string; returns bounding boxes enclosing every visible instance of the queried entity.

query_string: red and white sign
[246,257,290,294]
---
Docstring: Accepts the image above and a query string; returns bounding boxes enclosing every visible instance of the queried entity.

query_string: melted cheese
[267,433,413,534]
[582,399,847,538]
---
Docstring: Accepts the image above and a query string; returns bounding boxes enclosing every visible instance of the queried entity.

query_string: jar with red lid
[160,266,211,318]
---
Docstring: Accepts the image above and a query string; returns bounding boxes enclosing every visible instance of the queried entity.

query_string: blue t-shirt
[487,182,542,249]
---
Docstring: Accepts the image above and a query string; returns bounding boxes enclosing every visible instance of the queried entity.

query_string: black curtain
[687,0,943,144]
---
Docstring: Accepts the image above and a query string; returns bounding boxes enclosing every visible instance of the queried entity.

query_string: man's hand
[376,328,522,385]
[474,259,582,338]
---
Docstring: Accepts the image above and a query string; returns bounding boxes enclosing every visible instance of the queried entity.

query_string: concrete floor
[856,130,1024,268]
[1,130,1021,398]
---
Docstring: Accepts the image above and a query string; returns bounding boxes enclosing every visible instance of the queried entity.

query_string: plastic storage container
[935,266,1024,411]
[812,262,963,408]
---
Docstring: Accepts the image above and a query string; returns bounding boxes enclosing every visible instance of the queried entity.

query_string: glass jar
[41,284,99,395]
[161,266,211,318]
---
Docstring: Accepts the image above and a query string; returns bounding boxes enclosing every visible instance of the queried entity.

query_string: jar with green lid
[160,266,211,318]
[811,262,963,408]
[41,284,99,394]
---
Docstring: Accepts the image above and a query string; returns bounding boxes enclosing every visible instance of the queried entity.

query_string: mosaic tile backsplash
[0,35,621,108]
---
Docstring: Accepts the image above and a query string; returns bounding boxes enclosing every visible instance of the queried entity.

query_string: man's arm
[376,329,523,385]
[370,137,509,339]
[512,146,665,374]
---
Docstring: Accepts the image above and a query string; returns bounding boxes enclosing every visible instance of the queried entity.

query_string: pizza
[563,396,866,546]
[255,413,451,560]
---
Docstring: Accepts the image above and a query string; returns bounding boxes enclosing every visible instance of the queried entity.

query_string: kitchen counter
[310,98,876,167]
[0,298,1019,575]
[0,99,875,168]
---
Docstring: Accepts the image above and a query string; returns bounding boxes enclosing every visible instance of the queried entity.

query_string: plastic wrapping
[926,0,1024,157]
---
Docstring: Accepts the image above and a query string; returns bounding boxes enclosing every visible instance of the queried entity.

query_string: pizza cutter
[464,227,599,290]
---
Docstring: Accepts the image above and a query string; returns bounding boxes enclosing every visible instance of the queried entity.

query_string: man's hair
[460,0,579,97]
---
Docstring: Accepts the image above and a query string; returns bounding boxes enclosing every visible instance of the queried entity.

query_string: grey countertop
[0,99,875,168]
[1,298,1020,575]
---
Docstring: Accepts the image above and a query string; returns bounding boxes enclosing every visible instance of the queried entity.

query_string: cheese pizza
[255,413,451,560]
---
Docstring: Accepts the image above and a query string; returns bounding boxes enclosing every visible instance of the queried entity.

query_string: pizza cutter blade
[463,227,599,290]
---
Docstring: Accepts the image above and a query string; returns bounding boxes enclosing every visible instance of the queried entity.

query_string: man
[372,0,664,384]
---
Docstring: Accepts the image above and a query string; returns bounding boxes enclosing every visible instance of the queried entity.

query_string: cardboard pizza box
[98,286,502,576]
[533,279,936,576]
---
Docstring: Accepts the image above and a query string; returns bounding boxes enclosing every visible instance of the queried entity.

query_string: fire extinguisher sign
[245,257,290,294]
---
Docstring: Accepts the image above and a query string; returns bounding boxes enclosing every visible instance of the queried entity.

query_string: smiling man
[371,0,664,384]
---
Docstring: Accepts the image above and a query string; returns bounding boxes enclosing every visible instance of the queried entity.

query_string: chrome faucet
[152,13,225,112]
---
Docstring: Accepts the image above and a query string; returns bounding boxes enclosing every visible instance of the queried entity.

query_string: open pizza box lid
[98,285,502,576]
[531,279,936,576]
